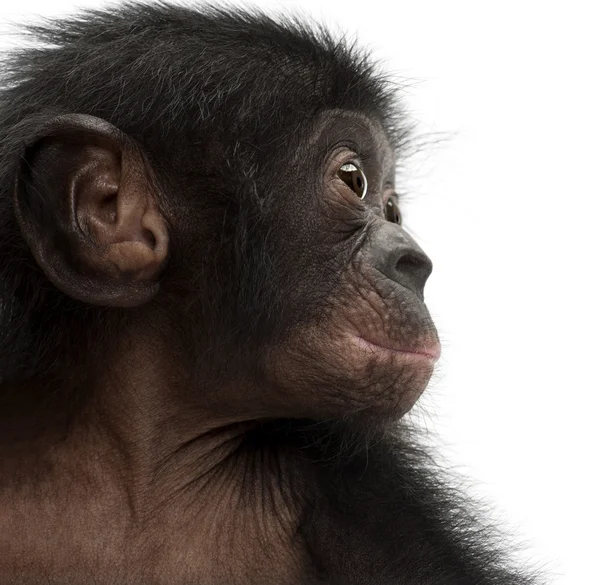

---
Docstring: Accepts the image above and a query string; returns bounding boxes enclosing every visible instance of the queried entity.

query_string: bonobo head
[0,4,438,427]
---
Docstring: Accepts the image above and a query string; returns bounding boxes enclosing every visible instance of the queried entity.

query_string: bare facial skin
[0,5,539,585]
[266,112,439,424]
[0,112,437,583]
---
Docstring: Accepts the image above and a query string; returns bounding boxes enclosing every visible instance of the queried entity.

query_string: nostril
[394,249,433,297]
[365,225,433,298]
[395,250,432,276]
[397,254,420,269]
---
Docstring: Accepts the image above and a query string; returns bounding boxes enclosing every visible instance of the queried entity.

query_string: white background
[1,1,598,583]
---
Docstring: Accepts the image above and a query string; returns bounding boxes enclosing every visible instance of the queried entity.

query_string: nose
[393,244,432,300]
[363,223,433,300]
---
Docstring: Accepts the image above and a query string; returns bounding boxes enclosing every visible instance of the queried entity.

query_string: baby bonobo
[0,4,542,585]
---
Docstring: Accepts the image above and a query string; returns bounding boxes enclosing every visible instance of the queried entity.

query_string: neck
[0,335,312,583]
[0,322,290,509]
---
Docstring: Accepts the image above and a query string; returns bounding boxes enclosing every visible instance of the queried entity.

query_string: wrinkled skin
[0,110,437,584]
[0,6,539,585]
[266,112,439,423]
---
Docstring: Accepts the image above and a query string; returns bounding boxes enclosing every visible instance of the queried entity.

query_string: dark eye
[385,198,401,224]
[337,163,367,200]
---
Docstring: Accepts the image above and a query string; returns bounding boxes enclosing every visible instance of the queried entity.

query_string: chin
[268,323,438,424]
[340,344,437,422]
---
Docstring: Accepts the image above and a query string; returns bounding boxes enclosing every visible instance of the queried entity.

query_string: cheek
[265,274,438,424]
[317,185,367,241]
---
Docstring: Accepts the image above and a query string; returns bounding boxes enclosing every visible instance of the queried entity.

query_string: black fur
[0,3,543,584]
[0,2,404,383]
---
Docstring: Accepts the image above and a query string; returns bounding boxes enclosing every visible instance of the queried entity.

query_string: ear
[13,114,169,308]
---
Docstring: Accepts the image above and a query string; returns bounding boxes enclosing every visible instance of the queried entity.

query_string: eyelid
[338,153,363,172]
[326,147,360,183]
[329,140,370,166]
[383,185,400,201]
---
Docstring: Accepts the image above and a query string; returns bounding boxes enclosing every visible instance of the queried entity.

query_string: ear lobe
[13,114,169,308]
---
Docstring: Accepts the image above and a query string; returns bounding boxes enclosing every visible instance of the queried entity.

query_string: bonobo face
[266,111,439,423]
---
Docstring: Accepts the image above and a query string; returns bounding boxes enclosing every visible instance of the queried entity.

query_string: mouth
[355,335,441,362]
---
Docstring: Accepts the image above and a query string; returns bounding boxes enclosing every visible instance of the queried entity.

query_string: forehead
[299,109,396,174]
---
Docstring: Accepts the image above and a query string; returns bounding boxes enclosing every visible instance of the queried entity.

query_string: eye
[337,163,367,200]
[385,198,401,224]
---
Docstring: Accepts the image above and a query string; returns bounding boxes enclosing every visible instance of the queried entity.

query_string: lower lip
[355,336,441,362]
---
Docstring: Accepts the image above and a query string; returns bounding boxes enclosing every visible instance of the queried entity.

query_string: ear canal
[13,114,170,308]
